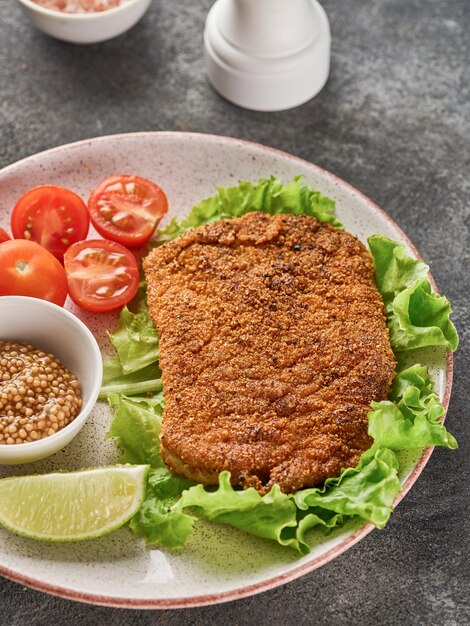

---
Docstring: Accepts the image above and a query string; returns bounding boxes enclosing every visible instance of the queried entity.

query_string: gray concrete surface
[0,0,469,624]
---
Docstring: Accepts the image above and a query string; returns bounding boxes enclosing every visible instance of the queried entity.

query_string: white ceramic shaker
[204,0,331,111]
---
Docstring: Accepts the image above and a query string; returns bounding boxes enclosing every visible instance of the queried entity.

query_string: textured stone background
[0,0,469,624]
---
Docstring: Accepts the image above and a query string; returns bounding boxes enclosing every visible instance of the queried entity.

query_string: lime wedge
[0,465,149,542]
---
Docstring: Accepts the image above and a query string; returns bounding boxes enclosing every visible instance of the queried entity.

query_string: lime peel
[0,465,149,542]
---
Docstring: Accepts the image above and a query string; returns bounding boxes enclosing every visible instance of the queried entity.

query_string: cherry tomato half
[64,240,139,314]
[0,239,68,306]
[11,185,90,260]
[0,227,10,243]
[88,175,168,247]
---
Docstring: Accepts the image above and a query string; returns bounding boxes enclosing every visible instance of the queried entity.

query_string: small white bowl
[0,297,102,465]
[16,0,152,45]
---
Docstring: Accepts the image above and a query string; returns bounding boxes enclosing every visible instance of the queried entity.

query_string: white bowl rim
[16,0,145,21]
[0,296,103,456]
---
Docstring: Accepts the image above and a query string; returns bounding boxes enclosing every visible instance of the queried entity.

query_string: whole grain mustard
[0,342,82,445]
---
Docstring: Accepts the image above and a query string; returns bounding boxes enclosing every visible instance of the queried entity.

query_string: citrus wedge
[0,465,149,542]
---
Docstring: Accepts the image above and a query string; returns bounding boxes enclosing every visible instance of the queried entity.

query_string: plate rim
[0,131,454,609]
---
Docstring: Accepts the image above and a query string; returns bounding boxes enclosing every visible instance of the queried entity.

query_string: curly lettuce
[101,178,458,554]
[368,235,458,352]
[109,283,159,374]
[157,176,342,244]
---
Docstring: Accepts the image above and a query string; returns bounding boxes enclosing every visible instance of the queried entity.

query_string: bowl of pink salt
[16,0,152,44]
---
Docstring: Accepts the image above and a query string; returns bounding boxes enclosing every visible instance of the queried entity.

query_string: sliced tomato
[0,239,68,306]
[64,239,139,313]
[0,227,10,243]
[88,175,168,247]
[11,185,90,260]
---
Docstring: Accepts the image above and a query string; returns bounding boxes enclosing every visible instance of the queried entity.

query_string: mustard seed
[0,341,82,446]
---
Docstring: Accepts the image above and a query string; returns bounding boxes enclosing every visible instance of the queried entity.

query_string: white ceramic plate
[0,132,453,608]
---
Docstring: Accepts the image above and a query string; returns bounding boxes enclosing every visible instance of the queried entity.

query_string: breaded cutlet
[143,212,396,494]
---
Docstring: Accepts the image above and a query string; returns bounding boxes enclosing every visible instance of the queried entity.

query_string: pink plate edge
[0,131,454,610]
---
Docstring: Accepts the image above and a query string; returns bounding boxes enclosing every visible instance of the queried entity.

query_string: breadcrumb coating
[143,212,396,494]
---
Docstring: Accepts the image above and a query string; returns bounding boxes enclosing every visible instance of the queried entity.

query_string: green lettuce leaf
[101,281,161,399]
[99,357,162,399]
[388,278,459,352]
[129,468,196,549]
[105,395,165,467]
[179,472,303,552]
[368,364,457,450]
[294,448,401,529]
[368,234,458,352]
[157,176,342,243]
[368,234,428,305]
[295,508,346,545]
[129,495,195,550]
[109,284,159,374]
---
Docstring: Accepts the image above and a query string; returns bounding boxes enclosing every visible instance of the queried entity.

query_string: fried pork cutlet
[143,212,396,494]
